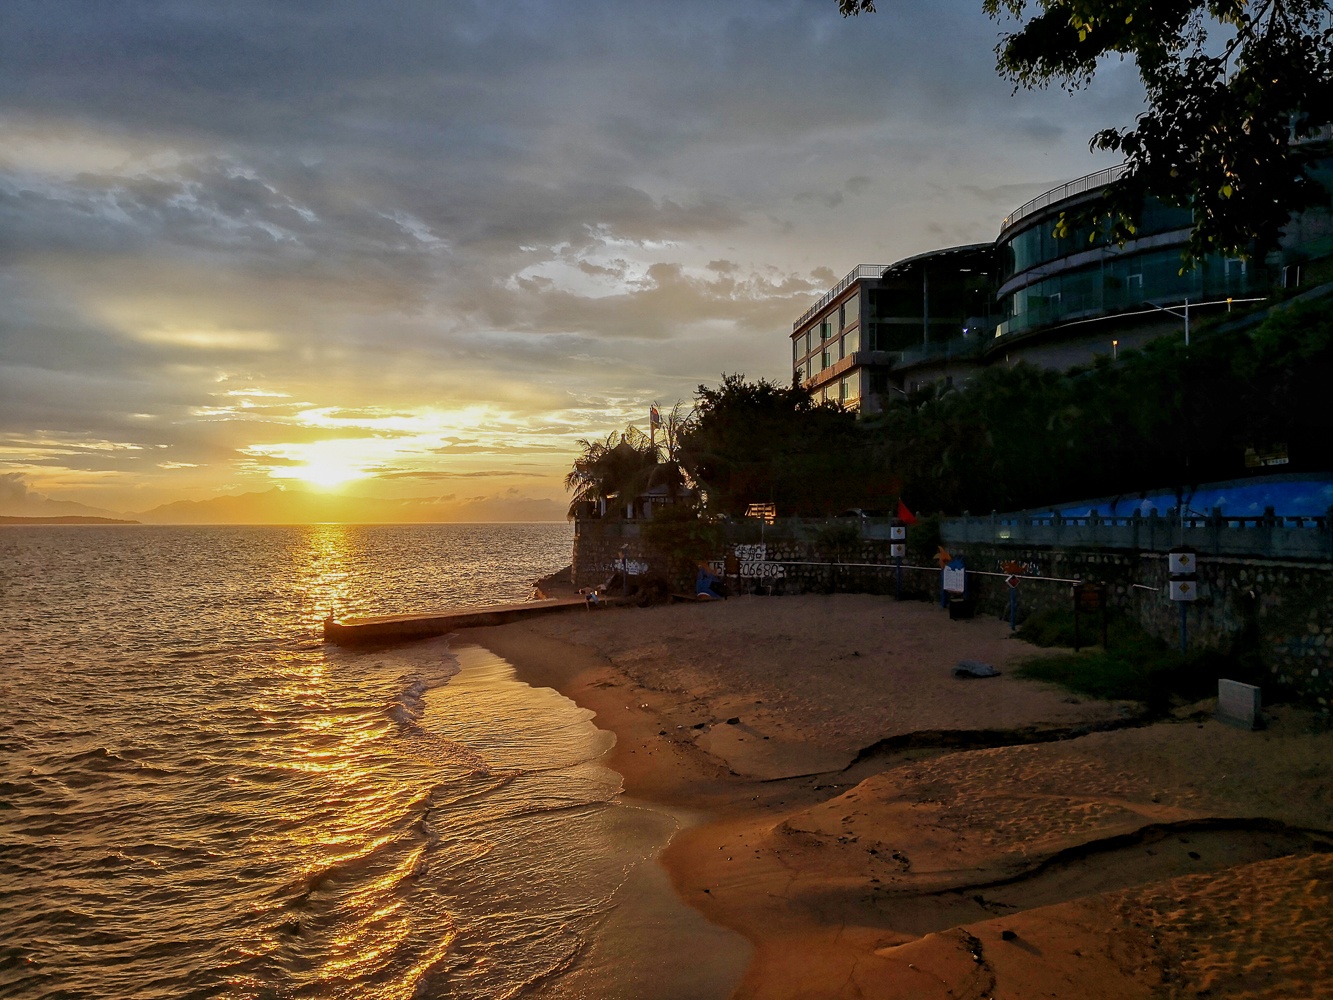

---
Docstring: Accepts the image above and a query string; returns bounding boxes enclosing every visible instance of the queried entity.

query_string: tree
[563,426,660,517]
[679,374,893,516]
[840,0,1333,262]
[564,416,694,518]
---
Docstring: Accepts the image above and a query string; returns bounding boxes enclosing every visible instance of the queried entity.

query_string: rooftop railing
[793,264,891,332]
[999,163,1127,237]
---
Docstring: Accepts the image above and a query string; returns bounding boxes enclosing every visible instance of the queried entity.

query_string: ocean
[0,523,744,999]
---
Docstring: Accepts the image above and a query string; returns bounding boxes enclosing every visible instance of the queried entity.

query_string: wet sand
[461,594,1333,999]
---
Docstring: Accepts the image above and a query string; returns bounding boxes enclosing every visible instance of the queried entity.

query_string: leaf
[1219,184,1234,199]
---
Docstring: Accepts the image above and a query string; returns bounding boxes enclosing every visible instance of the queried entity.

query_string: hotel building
[794,139,1333,412]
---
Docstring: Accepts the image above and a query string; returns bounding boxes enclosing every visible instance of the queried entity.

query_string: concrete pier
[323,597,592,646]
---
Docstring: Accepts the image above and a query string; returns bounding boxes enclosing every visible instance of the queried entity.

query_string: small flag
[897,500,917,525]
[650,405,661,430]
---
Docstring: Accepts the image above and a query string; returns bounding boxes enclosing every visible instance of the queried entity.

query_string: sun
[288,459,367,490]
[250,438,379,491]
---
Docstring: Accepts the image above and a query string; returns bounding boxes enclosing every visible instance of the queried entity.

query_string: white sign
[733,544,785,578]
[1169,579,1198,601]
[943,565,966,594]
[1168,550,1196,575]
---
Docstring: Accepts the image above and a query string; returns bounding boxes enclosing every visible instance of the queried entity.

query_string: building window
[822,351,832,369]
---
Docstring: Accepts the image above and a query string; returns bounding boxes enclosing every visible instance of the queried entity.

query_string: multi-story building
[793,142,1333,411]
[791,245,997,412]
[992,165,1267,371]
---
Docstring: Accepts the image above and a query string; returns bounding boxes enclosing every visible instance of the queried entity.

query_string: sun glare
[289,460,366,489]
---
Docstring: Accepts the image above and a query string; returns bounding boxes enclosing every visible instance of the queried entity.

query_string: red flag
[897,500,917,525]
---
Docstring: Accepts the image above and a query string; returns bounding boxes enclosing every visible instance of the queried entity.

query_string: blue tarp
[1058,475,1333,519]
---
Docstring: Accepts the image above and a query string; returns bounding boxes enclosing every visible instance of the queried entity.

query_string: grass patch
[1014,609,1257,713]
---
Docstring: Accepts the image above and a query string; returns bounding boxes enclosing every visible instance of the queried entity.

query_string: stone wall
[570,516,1333,710]
[570,519,652,590]
[943,542,1333,711]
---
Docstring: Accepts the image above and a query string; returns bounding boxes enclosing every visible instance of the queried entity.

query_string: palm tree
[564,411,696,518]
[563,427,659,518]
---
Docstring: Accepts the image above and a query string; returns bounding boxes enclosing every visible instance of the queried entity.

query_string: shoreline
[462,594,1333,999]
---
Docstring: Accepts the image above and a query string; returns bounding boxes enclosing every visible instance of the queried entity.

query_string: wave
[385,650,461,733]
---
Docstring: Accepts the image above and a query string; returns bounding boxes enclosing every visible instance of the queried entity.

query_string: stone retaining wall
[570,516,1332,709]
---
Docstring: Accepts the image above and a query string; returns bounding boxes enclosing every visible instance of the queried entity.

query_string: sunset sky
[0,0,1144,521]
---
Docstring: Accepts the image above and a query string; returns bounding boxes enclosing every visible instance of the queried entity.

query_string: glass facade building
[995,189,1262,341]
[791,141,1332,408]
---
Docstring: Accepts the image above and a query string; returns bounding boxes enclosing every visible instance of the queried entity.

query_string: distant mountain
[0,478,132,521]
[3,472,565,525]
[0,515,140,525]
[135,487,565,524]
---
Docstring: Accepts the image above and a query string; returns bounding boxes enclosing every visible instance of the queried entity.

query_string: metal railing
[944,507,1333,562]
[793,264,891,332]
[999,163,1127,237]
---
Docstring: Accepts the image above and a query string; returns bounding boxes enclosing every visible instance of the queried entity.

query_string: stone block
[1217,678,1262,730]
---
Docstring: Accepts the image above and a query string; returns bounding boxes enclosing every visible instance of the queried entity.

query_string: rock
[953,660,1000,678]
[726,716,741,725]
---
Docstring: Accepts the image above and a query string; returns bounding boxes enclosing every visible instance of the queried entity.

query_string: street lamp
[1145,298,1191,347]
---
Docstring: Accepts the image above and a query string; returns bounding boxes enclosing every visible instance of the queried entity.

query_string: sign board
[890,526,906,541]
[1072,583,1108,651]
[1169,579,1198,601]
[1074,583,1105,612]
[942,558,966,594]
[890,543,906,558]
[1168,549,1196,575]
[744,502,777,524]
[1217,678,1261,729]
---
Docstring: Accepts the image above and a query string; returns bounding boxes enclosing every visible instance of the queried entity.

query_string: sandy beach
[460,593,1333,999]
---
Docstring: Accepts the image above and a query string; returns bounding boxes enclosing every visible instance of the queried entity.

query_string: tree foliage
[677,374,895,517]
[563,424,686,517]
[570,296,1332,522]
[840,0,1333,261]
[864,295,1333,514]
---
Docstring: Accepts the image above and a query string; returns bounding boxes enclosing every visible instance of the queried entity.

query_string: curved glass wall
[996,247,1259,339]
[1002,198,1193,279]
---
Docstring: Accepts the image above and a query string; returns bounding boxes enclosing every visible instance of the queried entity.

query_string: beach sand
[460,593,1333,999]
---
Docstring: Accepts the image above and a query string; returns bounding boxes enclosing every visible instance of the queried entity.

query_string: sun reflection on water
[297,522,357,626]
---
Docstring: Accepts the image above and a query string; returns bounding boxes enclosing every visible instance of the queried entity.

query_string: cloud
[0,0,1147,512]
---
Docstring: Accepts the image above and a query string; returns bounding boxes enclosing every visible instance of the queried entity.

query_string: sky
[0,0,1145,522]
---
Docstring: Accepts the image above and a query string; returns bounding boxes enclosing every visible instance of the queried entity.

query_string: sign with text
[942,557,966,594]
[1074,583,1105,612]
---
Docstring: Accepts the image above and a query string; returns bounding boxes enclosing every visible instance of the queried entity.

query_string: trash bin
[948,596,974,620]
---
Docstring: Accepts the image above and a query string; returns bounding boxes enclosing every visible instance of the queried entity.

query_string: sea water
[0,524,744,999]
